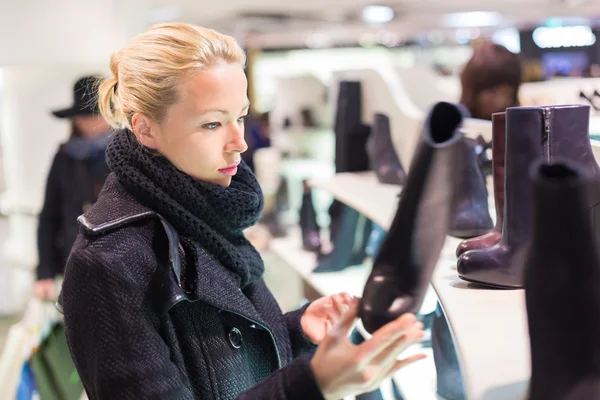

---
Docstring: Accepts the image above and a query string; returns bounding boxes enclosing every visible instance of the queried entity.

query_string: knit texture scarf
[106,129,265,288]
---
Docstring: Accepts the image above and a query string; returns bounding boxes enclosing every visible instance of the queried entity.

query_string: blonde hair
[98,23,246,129]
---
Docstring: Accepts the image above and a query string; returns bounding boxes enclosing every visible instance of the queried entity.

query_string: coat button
[228,327,243,349]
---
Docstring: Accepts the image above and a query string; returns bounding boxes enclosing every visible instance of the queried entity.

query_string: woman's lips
[219,161,240,177]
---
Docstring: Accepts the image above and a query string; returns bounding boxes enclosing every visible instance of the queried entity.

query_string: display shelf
[309,172,530,400]
[269,228,371,298]
[270,205,440,400]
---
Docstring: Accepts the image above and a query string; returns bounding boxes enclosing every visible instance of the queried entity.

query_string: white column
[0,0,149,315]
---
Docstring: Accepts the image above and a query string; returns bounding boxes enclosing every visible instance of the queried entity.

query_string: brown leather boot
[456,112,506,257]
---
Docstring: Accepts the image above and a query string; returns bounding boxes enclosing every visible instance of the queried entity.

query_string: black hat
[52,76,102,118]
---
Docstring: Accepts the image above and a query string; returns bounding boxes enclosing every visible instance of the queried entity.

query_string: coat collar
[79,174,269,326]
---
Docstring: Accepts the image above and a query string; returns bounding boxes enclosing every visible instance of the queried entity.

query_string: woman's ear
[131,113,160,149]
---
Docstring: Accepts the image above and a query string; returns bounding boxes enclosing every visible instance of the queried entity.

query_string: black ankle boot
[299,182,321,253]
[526,160,600,400]
[367,113,406,185]
[359,102,466,333]
[448,137,493,239]
[314,205,372,273]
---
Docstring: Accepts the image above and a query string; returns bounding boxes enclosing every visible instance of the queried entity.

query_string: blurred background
[2,1,600,398]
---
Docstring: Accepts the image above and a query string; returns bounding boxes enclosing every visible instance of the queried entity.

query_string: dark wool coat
[37,147,110,280]
[58,174,325,400]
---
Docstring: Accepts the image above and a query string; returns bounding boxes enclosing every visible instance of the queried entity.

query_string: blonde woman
[58,23,425,399]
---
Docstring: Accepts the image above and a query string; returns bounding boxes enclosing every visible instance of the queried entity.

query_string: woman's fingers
[327,297,360,340]
[384,353,427,379]
[331,293,352,318]
[368,323,425,370]
[356,314,418,363]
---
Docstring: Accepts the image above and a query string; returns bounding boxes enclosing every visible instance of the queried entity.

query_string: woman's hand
[34,279,55,300]
[310,297,425,400]
[301,292,354,344]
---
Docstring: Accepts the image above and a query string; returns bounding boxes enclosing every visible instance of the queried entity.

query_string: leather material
[330,81,371,244]
[456,112,506,256]
[458,105,600,288]
[448,137,493,238]
[360,102,466,333]
[299,189,321,253]
[432,304,466,400]
[525,161,600,400]
[367,113,406,185]
[314,205,373,273]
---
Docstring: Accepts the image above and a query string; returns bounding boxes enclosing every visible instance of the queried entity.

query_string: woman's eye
[238,115,248,123]
[203,122,220,130]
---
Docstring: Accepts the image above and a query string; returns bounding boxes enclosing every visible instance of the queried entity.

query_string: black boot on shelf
[367,113,407,186]
[360,101,466,333]
[260,178,288,238]
[448,137,494,239]
[313,204,373,273]
[299,181,321,253]
[525,160,600,400]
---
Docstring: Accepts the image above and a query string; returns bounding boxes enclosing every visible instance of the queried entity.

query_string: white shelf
[309,172,530,400]
[270,227,371,299]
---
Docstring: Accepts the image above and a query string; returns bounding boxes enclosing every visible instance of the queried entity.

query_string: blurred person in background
[460,40,522,120]
[34,76,112,299]
[58,23,425,400]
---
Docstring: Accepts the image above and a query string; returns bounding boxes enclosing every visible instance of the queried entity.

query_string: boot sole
[457,274,523,290]
[449,228,493,239]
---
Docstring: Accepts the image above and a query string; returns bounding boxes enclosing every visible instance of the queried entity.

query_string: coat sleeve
[284,303,319,357]
[235,353,325,400]
[37,152,63,280]
[59,245,194,400]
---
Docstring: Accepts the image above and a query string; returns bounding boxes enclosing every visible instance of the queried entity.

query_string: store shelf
[270,228,439,400]
[270,228,371,298]
[309,172,530,400]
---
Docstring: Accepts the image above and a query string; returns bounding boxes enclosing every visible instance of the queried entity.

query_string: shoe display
[448,136,494,238]
[314,205,373,273]
[360,101,466,333]
[456,112,506,257]
[458,105,600,289]
[299,181,321,253]
[366,113,406,186]
[525,160,600,400]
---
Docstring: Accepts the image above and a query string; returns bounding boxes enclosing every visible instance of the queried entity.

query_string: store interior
[2,0,600,399]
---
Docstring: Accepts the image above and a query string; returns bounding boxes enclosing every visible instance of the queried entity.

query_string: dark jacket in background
[37,146,110,280]
[58,175,325,400]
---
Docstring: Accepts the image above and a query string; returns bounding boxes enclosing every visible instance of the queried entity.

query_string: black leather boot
[314,205,373,273]
[367,113,406,185]
[456,112,506,256]
[457,105,600,288]
[299,181,321,253]
[448,137,493,238]
[360,102,466,333]
[525,160,600,400]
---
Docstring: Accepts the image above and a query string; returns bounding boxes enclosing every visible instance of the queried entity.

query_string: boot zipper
[542,107,552,161]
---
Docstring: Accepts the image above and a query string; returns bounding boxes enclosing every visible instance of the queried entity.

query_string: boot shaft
[503,105,595,246]
[491,112,506,229]
[374,102,465,285]
[367,113,406,185]
[526,161,600,400]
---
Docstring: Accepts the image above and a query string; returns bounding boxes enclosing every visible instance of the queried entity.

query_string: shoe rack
[306,170,528,400]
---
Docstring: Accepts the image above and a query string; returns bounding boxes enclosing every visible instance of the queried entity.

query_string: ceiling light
[442,11,502,28]
[492,28,521,53]
[533,25,596,48]
[455,29,471,44]
[362,5,395,24]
